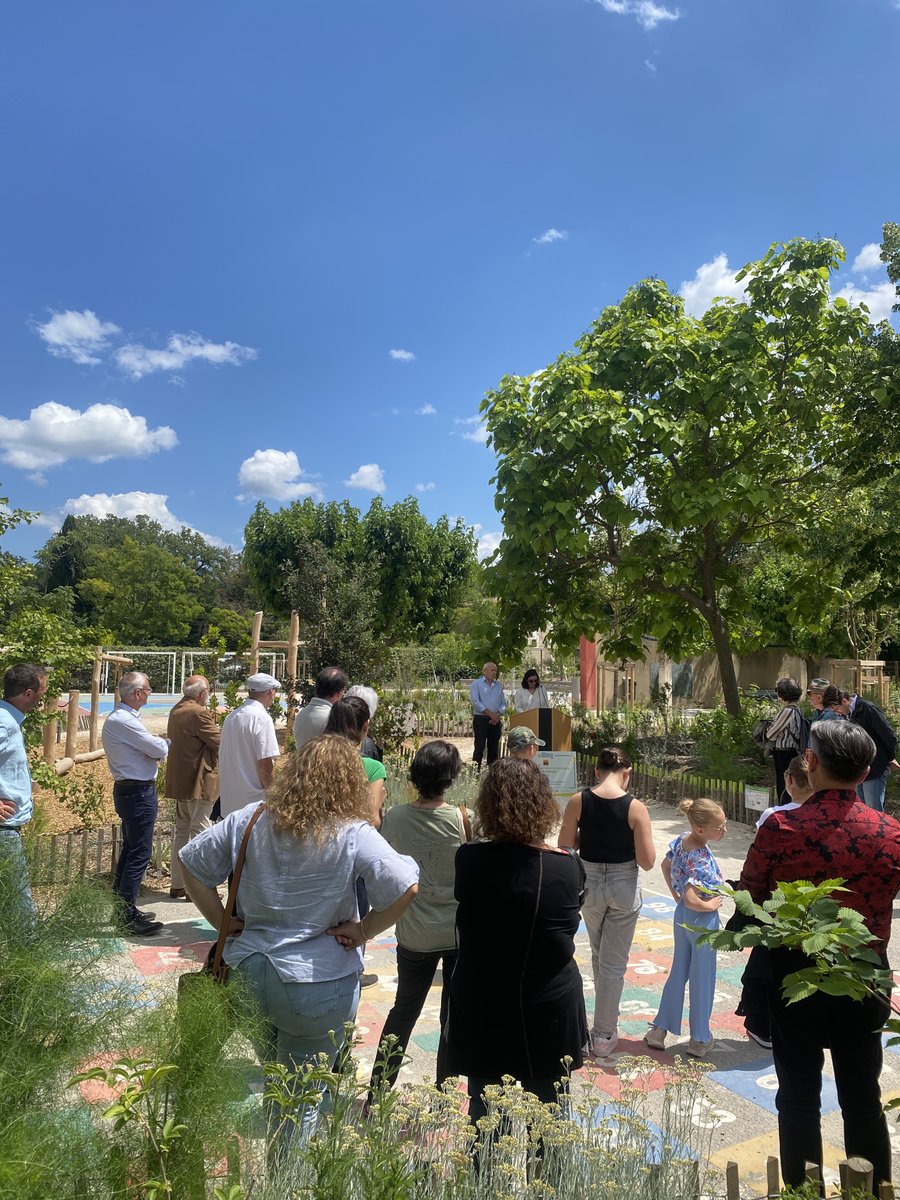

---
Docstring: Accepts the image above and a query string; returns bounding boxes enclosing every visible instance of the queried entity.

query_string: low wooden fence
[722,1153,893,1199]
[628,762,771,829]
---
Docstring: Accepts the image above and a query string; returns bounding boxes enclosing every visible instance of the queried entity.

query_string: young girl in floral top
[644,797,727,1058]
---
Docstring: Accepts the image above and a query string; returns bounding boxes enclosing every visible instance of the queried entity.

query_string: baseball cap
[246,672,281,691]
[807,678,830,691]
[507,726,546,750]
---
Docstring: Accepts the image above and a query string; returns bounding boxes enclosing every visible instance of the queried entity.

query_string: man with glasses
[102,671,169,936]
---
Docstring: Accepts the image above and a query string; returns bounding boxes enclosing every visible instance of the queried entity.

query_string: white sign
[536,750,577,792]
[744,785,770,813]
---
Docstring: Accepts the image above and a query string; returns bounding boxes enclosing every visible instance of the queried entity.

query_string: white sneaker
[643,1026,667,1050]
[590,1032,619,1059]
[685,1038,714,1058]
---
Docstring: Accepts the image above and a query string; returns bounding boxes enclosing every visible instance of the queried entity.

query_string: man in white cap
[218,672,281,817]
[506,726,545,761]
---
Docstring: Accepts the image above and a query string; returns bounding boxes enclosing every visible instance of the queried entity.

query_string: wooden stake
[766,1155,780,1198]
[64,689,79,760]
[90,646,102,751]
[250,611,263,673]
[725,1160,740,1200]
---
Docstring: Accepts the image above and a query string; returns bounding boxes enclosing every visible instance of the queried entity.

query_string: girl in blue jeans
[644,797,726,1059]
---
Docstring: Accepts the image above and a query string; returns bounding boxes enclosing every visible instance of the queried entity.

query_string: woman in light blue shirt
[180,735,418,1150]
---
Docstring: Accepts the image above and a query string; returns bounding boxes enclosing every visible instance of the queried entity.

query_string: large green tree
[78,537,203,644]
[483,238,898,716]
[243,496,476,646]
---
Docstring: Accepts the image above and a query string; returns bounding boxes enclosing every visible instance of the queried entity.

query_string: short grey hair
[809,721,875,783]
[346,684,378,718]
[119,671,150,700]
[183,678,208,701]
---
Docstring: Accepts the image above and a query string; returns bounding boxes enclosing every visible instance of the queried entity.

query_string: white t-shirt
[219,699,279,816]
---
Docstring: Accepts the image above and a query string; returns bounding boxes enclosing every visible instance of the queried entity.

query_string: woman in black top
[559,747,655,1059]
[447,757,587,1123]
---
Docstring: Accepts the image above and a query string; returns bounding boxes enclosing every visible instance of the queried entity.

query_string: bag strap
[211,802,265,977]
[458,804,472,844]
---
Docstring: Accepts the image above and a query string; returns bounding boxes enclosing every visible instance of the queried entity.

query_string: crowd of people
[4,660,900,1185]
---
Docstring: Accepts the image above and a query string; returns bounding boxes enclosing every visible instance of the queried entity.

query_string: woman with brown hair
[446,757,587,1123]
[180,734,418,1148]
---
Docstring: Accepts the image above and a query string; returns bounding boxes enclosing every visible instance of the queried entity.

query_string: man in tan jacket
[165,675,220,899]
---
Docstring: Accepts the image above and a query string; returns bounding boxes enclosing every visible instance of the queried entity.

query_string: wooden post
[249,611,263,674]
[879,1181,896,1200]
[64,689,80,760]
[286,610,300,732]
[766,1155,780,1198]
[42,712,57,764]
[840,1157,873,1198]
[90,646,102,750]
[725,1161,740,1200]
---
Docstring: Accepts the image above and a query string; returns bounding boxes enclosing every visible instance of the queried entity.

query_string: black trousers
[768,951,891,1187]
[369,945,457,1094]
[771,747,796,805]
[472,715,502,767]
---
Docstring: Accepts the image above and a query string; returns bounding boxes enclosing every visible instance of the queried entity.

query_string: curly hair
[267,734,369,844]
[475,758,559,845]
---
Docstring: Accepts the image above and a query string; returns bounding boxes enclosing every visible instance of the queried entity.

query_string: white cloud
[34,309,121,365]
[834,281,896,325]
[0,402,177,470]
[644,58,657,74]
[344,463,386,493]
[28,472,47,487]
[416,403,437,415]
[389,348,416,362]
[851,243,883,274]
[49,491,225,545]
[455,416,489,445]
[533,228,568,245]
[115,332,257,379]
[595,0,680,29]
[416,481,436,493]
[471,524,502,560]
[236,449,322,503]
[679,253,748,316]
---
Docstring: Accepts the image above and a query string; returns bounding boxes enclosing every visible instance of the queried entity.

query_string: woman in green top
[369,740,470,1098]
[325,697,386,828]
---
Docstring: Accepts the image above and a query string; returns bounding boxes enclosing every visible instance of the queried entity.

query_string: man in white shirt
[292,667,348,749]
[219,672,281,817]
[102,671,169,936]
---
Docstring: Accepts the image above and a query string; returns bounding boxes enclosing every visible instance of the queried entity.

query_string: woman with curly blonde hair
[180,735,418,1148]
[446,757,588,1124]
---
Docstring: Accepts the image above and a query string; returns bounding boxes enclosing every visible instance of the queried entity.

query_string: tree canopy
[483,237,899,715]
[243,496,476,647]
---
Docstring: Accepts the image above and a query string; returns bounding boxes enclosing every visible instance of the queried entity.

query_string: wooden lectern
[513,707,571,752]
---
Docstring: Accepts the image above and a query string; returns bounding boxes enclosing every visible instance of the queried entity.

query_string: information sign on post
[536,750,578,793]
[744,785,771,813]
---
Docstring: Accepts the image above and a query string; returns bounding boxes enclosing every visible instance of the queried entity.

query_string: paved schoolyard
[107,798,900,1196]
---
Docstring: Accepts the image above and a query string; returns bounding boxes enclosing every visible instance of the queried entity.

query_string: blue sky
[2,0,898,564]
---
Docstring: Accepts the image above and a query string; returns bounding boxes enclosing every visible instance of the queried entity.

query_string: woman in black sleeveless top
[559,746,654,1059]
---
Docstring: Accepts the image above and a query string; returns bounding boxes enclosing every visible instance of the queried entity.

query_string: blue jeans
[0,828,36,933]
[857,769,889,812]
[581,860,641,1038]
[234,953,360,1150]
[113,782,157,918]
[652,902,719,1042]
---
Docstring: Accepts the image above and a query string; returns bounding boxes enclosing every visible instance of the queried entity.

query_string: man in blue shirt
[469,662,506,770]
[102,671,170,936]
[0,663,48,925]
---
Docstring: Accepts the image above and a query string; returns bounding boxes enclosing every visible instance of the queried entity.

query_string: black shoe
[118,913,164,937]
[135,908,157,921]
[360,973,378,988]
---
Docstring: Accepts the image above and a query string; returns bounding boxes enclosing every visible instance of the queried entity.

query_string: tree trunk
[707,609,742,718]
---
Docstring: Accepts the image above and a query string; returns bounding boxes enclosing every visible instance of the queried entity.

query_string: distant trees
[244,497,477,668]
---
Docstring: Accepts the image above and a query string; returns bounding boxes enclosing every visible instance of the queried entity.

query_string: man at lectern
[469,662,505,770]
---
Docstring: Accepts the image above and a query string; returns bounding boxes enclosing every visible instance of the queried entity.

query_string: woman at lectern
[514,669,550,712]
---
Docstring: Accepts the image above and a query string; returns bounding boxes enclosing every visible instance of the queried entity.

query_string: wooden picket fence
[628,761,770,829]
[29,821,175,888]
